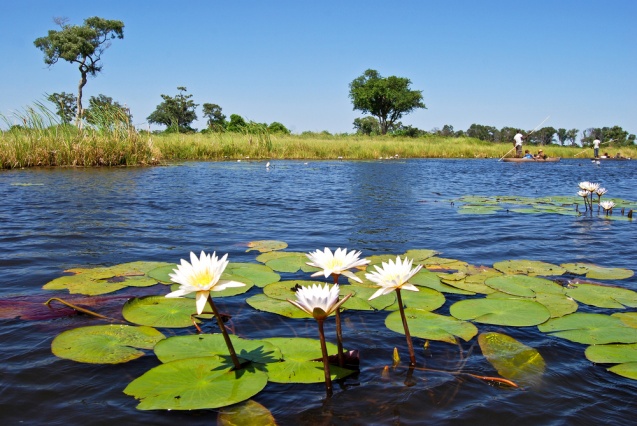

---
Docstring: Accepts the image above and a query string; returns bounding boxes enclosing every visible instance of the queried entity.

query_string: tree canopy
[202,103,226,131]
[349,69,426,135]
[34,16,124,126]
[47,92,77,124]
[147,87,198,133]
[84,94,132,127]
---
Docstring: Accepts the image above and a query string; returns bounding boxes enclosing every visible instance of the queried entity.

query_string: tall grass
[2,105,636,169]
[1,103,161,169]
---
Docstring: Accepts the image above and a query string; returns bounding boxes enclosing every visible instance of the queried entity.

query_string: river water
[1,159,636,425]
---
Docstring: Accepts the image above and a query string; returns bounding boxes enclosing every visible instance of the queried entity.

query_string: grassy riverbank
[2,125,636,169]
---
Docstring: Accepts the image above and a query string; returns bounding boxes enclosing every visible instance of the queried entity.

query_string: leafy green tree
[439,124,455,137]
[202,103,226,131]
[34,17,124,126]
[47,92,77,124]
[499,127,518,144]
[556,128,568,145]
[84,94,132,126]
[391,124,426,138]
[566,129,579,146]
[226,114,247,132]
[349,69,426,135]
[147,87,198,133]
[353,116,380,135]
[268,122,290,134]
[466,124,498,141]
[529,126,556,145]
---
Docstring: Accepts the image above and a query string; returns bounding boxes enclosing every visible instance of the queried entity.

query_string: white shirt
[514,133,524,146]
[593,139,600,148]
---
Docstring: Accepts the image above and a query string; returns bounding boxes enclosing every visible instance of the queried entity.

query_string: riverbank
[2,129,635,169]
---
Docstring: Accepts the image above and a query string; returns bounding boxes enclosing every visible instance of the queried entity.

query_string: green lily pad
[264,252,318,273]
[538,313,637,344]
[218,400,277,426]
[608,362,637,380]
[246,240,288,253]
[485,275,565,297]
[493,259,566,276]
[486,291,578,319]
[154,334,282,364]
[561,263,634,280]
[585,343,637,364]
[385,308,478,344]
[122,296,203,328]
[228,264,280,287]
[385,287,446,312]
[478,332,545,387]
[124,356,268,410]
[246,294,311,318]
[261,337,353,383]
[613,312,637,328]
[422,257,469,271]
[341,285,396,311]
[450,298,551,326]
[263,280,319,301]
[439,272,496,295]
[44,261,171,295]
[402,249,439,262]
[52,324,165,364]
[565,283,637,309]
[457,205,501,214]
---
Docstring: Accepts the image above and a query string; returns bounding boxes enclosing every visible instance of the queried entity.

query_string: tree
[34,16,124,126]
[84,94,132,127]
[353,116,380,135]
[556,128,568,145]
[226,114,247,132]
[47,92,76,124]
[349,69,426,135]
[466,124,498,141]
[202,103,226,131]
[268,122,290,134]
[499,127,518,144]
[529,127,556,146]
[147,87,198,133]
[565,129,579,146]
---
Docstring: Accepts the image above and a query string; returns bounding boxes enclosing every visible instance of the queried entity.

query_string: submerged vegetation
[2,104,637,169]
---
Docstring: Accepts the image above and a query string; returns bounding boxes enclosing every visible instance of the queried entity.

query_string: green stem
[208,294,242,370]
[332,273,344,368]
[396,289,416,367]
[317,319,333,397]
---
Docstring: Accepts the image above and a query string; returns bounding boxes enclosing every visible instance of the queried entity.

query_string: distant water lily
[166,251,246,369]
[366,256,422,366]
[600,200,615,215]
[596,187,607,198]
[306,247,369,367]
[579,181,599,192]
[288,283,352,396]
[306,247,370,283]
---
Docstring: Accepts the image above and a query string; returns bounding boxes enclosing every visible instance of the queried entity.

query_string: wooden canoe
[501,157,561,162]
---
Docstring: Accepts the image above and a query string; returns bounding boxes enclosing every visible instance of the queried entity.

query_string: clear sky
[1,0,635,137]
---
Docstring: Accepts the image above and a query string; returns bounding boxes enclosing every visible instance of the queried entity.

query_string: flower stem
[208,295,242,370]
[332,273,345,367]
[396,289,416,367]
[317,319,333,397]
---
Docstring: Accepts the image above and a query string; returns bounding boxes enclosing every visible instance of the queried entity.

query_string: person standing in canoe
[593,138,601,158]
[513,131,525,158]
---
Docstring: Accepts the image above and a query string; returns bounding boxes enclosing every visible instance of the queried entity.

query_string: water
[1,159,636,425]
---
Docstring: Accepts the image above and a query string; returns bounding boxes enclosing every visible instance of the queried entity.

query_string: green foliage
[226,114,247,132]
[353,116,380,135]
[147,87,198,133]
[478,332,545,387]
[528,127,556,146]
[466,123,499,142]
[34,16,125,124]
[47,92,76,124]
[267,121,290,134]
[349,69,426,135]
[582,126,636,147]
[84,94,132,127]
[202,103,226,131]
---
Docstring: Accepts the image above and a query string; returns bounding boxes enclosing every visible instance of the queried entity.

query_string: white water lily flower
[577,190,589,198]
[600,200,615,211]
[596,187,607,197]
[288,283,351,320]
[366,256,422,300]
[578,181,599,192]
[306,247,370,283]
[166,251,245,315]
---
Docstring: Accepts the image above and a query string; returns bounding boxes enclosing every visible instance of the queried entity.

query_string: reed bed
[2,105,636,169]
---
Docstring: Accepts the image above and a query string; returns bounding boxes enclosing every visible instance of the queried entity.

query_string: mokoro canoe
[591,157,631,161]
[501,157,561,162]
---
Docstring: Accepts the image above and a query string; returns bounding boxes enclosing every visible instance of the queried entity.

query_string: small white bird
[266,162,270,169]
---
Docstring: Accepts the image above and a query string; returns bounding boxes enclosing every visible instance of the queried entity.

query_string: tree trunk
[76,69,88,129]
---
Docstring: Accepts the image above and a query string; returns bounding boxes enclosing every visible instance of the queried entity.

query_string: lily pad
[561,263,634,280]
[246,294,310,318]
[402,249,439,263]
[385,287,446,312]
[52,324,165,364]
[485,275,566,297]
[154,334,282,364]
[385,308,478,344]
[457,205,501,214]
[263,252,318,273]
[613,312,637,328]
[246,240,288,253]
[263,280,319,301]
[565,283,637,309]
[608,362,637,380]
[493,259,566,276]
[450,298,551,326]
[478,332,545,387]
[538,313,637,344]
[218,400,277,426]
[261,337,353,383]
[124,357,268,410]
[122,296,203,328]
[585,343,637,364]
[341,285,396,311]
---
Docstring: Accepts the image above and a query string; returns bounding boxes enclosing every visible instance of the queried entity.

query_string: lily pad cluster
[453,194,635,221]
[41,240,637,415]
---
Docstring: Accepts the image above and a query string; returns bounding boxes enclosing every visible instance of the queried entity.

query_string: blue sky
[1,0,635,137]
